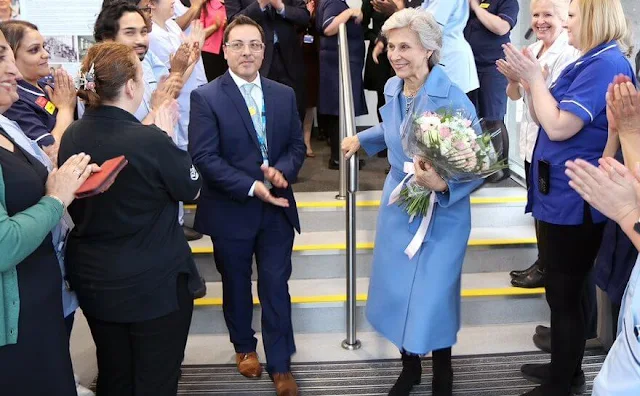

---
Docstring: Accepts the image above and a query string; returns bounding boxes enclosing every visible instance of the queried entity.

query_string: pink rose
[438,126,451,139]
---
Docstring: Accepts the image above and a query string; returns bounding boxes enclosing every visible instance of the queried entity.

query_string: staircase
[182,186,550,366]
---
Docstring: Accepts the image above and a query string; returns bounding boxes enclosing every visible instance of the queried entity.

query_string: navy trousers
[213,203,296,374]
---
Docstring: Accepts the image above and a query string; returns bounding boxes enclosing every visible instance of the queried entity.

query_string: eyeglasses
[225,41,265,52]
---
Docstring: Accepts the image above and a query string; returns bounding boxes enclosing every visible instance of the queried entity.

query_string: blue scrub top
[526,42,637,226]
[4,80,57,148]
[464,0,519,70]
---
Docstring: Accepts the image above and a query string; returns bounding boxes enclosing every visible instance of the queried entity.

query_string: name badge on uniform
[480,2,490,8]
[35,96,56,115]
[303,34,314,44]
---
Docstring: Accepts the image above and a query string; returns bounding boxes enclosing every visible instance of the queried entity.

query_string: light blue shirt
[0,114,79,318]
[421,0,478,93]
[136,50,170,121]
[228,70,265,197]
[593,255,640,395]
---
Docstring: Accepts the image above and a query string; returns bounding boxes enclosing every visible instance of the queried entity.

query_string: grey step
[177,350,605,395]
[194,245,538,282]
[183,188,532,233]
[189,273,548,335]
[191,227,538,281]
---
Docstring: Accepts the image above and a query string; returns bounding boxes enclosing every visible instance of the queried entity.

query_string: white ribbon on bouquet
[387,161,437,260]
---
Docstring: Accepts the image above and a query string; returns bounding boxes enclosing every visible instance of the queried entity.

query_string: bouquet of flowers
[395,106,507,218]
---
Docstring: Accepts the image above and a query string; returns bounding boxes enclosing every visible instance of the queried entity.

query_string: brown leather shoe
[235,352,262,378]
[272,372,298,396]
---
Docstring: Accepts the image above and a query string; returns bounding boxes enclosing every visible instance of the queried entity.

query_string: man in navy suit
[188,15,305,396]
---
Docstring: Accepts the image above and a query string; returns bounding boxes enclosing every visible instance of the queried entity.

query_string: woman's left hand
[502,43,544,84]
[413,157,447,192]
[566,157,640,225]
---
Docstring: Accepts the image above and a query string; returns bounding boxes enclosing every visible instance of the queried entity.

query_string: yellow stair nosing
[191,238,537,254]
[183,196,526,212]
[194,287,545,306]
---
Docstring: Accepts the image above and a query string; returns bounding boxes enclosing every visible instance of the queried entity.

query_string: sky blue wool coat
[358,67,482,354]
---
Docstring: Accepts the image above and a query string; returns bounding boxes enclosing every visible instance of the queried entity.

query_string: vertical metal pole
[336,38,346,200]
[338,23,361,350]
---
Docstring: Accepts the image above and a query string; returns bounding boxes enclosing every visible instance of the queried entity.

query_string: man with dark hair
[189,15,305,396]
[93,1,204,241]
[225,0,309,122]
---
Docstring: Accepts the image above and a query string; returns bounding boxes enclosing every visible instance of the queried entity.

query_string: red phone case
[75,156,128,199]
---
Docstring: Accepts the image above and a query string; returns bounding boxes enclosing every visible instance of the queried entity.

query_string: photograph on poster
[45,35,78,62]
[0,0,19,21]
[77,35,95,61]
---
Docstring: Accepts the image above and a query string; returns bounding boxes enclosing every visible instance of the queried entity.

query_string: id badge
[303,34,314,44]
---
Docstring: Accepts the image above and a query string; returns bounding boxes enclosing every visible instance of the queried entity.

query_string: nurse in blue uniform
[316,0,367,169]
[464,0,519,182]
[503,0,635,394]
[0,21,76,156]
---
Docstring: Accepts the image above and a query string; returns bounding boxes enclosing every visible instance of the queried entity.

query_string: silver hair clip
[75,63,96,92]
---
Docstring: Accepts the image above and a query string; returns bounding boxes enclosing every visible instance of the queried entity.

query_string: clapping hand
[46,153,101,207]
[606,74,640,138]
[254,167,290,208]
[46,68,77,111]
[566,157,640,226]
[372,0,397,16]
[154,99,179,138]
[496,58,520,84]
[170,43,192,75]
[502,43,544,85]
[413,157,447,192]
[270,0,285,12]
[187,20,206,49]
[261,164,288,188]
[372,40,385,64]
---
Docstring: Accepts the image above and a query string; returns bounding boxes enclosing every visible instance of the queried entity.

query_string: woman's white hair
[381,8,442,68]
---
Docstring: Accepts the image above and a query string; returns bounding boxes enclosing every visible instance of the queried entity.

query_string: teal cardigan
[0,163,64,347]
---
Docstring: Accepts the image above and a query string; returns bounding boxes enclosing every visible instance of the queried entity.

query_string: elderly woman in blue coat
[342,8,481,396]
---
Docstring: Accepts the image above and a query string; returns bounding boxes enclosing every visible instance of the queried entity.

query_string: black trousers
[268,44,305,123]
[318,114,340,162]
[538,209,605,394]
[85,275,193,396]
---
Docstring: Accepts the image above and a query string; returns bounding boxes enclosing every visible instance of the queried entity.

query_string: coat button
[11,300,16,306]
[9,329,14,335]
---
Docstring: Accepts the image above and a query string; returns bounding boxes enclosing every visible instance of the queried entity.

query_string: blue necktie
[240,83,271,189]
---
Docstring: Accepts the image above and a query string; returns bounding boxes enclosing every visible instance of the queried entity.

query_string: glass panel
[505,0,534,182]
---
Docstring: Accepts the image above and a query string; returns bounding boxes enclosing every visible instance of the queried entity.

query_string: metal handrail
[337,23,361,351]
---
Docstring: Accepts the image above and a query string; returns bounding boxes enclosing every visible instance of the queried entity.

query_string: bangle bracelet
[46,194,66,211]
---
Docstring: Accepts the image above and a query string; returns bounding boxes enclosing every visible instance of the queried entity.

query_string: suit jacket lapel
[221,72,261,152]
[261,77,276,160]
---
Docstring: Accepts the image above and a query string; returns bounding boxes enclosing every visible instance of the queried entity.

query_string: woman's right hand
[46,153,100,207]
[496,59,519,84]
[46,69,77,111]
[341,135,360,159]
[372,40,385,64]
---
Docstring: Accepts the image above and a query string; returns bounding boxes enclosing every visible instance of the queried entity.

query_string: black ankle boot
[432,347,453,396]
[388,352,422,396]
